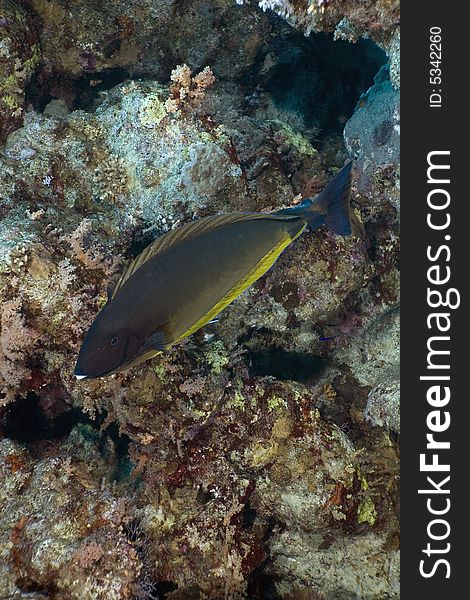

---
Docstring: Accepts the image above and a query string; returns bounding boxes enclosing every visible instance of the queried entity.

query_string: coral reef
[0,1,399,598]
[241,0,400,66]
[0,435,146,599]
[0,370,399,598]
[0,0,40,143]
[22,0,277,111]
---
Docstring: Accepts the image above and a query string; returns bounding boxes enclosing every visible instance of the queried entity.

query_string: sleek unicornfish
[74,161,353,379]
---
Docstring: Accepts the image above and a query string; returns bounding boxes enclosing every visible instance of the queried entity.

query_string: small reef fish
[74,162,353,379]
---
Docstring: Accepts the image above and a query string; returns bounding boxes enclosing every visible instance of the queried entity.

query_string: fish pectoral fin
[142,330,167,352]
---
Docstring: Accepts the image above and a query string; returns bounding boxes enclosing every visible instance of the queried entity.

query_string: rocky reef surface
[0,1,399,598]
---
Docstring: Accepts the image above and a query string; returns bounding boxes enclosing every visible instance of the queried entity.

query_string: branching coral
[165,64,215,116]
[0,1,40,142]
[93,155,129,206]
[0,297,39,405]
[0,214,127,409]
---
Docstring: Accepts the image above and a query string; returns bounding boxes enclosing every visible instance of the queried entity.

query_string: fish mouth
[74,338,152,380]
[74,364,90,380]
[74,359,131,380]
[74,350,125,380]
[74,365,114,380]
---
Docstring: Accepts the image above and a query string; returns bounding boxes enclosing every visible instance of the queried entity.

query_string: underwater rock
[244,0,400,55]
[82,373,398,597]
[0,368,400,598]
[344,66,399,170]
[365,378,400,433]
[344,65,400,217]
[269,529,399,599]
[380,26,400,89]
[27,0,274,98]
[0,0,40,143]
[242,0,400,81]
[244,0,399,37]
[0,436,145,599]
[335,306,400,433]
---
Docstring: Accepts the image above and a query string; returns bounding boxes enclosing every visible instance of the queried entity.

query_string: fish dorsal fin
[111,212,288,299]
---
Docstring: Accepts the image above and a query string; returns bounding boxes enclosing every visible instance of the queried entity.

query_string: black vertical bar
[402,3,466,598]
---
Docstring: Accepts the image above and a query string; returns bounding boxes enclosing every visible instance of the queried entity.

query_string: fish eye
[110,336,119,346]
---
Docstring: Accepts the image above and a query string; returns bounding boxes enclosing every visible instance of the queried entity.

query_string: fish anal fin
[173,226,304,344]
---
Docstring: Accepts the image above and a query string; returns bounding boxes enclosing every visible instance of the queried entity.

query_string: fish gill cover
[0,0,399,598]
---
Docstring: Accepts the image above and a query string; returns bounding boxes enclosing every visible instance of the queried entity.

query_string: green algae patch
[267,394,288,412]
[204,340,229,375]
[356,467,369,491]
[152,362,170,384]
[269,119,318,157]
[357,497,377,525]
[227,390,246,411]
[1,94,19,111]
[197,131,214,144]
[24,43,41,73]
[97,295,108,309]
[139,93,167,127]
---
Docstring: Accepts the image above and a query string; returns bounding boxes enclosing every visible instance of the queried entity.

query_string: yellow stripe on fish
[173,223,307,344]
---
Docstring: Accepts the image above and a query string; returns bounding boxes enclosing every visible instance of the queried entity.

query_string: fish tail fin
[309,161,353,235]
[305,161,352,235]
[278,161,353,236]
